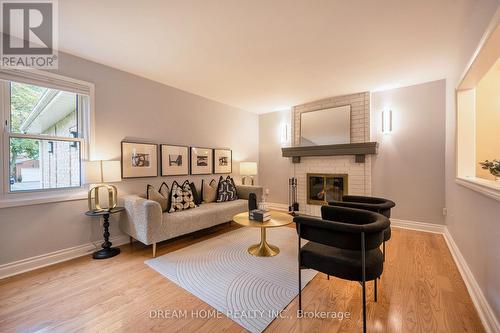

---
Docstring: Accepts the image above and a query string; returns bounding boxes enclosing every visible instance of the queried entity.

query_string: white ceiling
[56,0,491,114]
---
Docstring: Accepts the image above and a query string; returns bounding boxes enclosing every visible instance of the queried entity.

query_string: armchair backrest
[328,195,396,218]
[294,206,389,251]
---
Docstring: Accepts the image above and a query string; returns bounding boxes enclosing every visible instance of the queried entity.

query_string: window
[1,69,93,198]
[456,22,500,201]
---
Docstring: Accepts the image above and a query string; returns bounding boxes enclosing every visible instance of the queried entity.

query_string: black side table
[85,207,125,259]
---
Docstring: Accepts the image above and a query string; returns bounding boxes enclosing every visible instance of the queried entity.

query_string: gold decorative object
[88,184,118,212]
[84,160,121,212]
[233,210,292,257]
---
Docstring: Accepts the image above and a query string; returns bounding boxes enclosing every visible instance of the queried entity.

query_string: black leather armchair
[328,195,395,260]
[294,205,389,333]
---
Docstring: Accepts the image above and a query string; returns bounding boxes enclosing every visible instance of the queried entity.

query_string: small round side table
[85,207,125,259]
[233,211,293,257]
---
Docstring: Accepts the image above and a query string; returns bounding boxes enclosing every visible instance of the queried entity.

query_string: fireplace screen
[307,173,348,205]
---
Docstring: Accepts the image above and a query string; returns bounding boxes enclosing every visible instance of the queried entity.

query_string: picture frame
[121,141,158,178]
[160,144,190,176]
[190,147,213,175]
[214,148,232,174]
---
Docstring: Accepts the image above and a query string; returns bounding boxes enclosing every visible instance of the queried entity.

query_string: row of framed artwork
[121,141,232,178]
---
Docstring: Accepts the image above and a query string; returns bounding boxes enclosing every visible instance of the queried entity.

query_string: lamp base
[93,247,120,259]
[88,184,118,211]
[242,176,254,185]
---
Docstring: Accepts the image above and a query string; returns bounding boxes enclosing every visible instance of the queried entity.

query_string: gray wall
[444,1,500,319]
[258,111,291,204]
[371,80,446,224]
[0,52,259,265]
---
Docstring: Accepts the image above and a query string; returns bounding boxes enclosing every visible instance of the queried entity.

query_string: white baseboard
[265,202,289,211]
[390,218,446,234]
[443,228,500,333]
[0,234,130,280]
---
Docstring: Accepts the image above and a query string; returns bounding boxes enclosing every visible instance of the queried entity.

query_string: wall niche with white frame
[456,19,500,200]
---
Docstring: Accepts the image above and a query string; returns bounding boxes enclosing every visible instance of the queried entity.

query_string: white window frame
[0,69,95,208]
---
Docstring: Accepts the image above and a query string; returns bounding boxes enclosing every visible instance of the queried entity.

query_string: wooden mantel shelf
[281,142,378,163]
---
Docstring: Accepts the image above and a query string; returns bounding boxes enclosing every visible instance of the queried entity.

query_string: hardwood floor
[0,223,484,333]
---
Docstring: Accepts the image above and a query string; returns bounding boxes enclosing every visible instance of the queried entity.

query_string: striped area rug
[146,227,317,333]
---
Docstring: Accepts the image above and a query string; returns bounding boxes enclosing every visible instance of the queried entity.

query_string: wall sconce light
[280,123,288,144]
[382,110,393,134]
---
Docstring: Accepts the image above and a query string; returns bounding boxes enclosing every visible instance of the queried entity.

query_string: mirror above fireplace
[300,105,351,146]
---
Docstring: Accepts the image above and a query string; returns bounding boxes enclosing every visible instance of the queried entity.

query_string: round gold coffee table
[233,210,293,257]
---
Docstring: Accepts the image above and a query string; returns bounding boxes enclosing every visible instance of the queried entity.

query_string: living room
[0,1,499,333]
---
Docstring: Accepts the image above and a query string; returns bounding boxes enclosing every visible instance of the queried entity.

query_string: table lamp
[84,160,121,212]
[240,162,257,185]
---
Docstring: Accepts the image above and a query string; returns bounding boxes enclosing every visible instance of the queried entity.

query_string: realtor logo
[1,0,58,68]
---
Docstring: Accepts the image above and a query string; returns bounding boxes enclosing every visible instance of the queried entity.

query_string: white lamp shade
[102,160,122,183]
[240,162,258,176]
[83,161,102,184]
[83,160,122,184]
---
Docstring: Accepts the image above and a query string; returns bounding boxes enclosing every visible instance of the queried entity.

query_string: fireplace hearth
[307,173,348,205]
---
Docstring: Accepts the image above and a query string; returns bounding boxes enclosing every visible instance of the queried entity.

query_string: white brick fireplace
[290,92,372,216]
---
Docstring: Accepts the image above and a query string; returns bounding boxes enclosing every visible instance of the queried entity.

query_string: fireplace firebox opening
[307,173,348,205]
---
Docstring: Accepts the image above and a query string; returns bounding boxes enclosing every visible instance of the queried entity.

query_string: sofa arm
[236,185,263,201]
[120,195,162,245]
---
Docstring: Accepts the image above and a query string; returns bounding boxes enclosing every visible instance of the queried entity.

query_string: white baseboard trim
[265,202,289,211]
[0,234,130,280]
[443,228,500,333]
[390,218,446,234]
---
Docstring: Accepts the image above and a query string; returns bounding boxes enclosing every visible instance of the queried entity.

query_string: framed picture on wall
[190,147,213,175]
[160,144,190,176]
[121,141,158,178]
[214,148,232,174]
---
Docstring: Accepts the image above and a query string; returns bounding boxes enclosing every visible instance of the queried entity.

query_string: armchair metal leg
[298,267,302,311]
[374,278,378,302]
[297,224,302,312]
[361,232,367,333]
[383,241,386,262]
[152,243,157,258]
[327,274,330,280]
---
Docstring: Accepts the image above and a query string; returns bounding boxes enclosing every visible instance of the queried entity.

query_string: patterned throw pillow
[216,176,238,202]
[169,180,197,212]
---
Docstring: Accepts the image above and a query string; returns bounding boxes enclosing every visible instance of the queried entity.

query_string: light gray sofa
[120,185,263,257]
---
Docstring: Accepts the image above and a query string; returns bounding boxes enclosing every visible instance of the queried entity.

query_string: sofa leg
[129,236,133,248]
[152,243,157,258]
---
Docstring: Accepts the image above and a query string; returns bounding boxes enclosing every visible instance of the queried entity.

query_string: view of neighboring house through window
[6,81,88,192]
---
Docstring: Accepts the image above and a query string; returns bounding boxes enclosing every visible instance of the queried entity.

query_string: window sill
[455,177,500,202]
[0,189,88,209]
